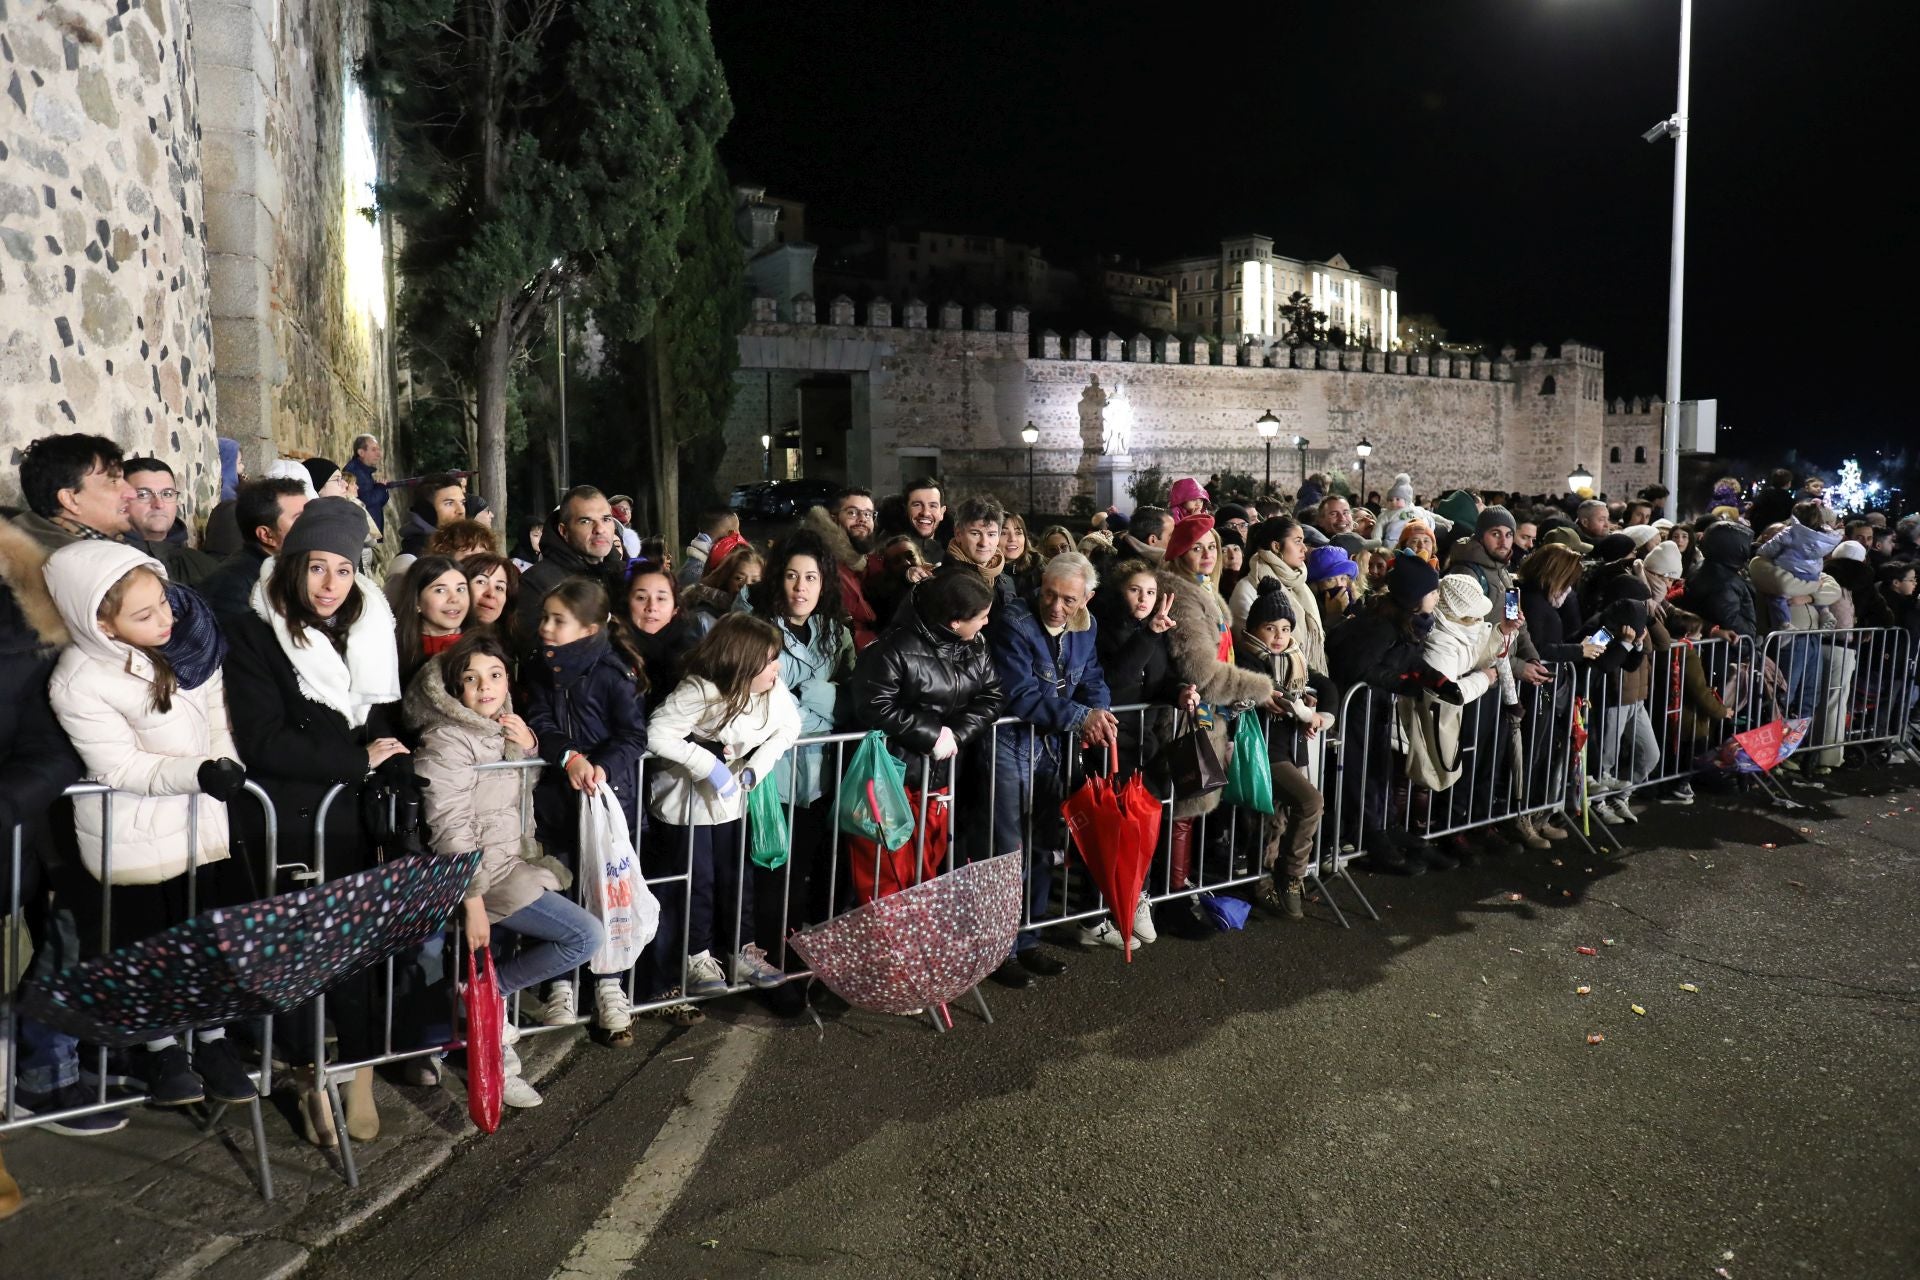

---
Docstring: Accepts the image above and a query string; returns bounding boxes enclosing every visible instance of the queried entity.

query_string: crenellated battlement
[738,293,1601,386]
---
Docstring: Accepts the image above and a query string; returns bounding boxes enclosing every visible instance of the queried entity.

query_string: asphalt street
[302,767,1920,1280]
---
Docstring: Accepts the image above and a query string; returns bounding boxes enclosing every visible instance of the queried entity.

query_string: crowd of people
[4,431,1919,1202]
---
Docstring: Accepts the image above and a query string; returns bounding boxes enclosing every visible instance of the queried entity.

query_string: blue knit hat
[1306,545,1360,585]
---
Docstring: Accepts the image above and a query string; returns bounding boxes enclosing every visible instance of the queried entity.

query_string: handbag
[463,949,503,1134]
[747,776,791,870]
[1222,712,1277,814]
[577,789,659,973]
[1163,712,1227,799]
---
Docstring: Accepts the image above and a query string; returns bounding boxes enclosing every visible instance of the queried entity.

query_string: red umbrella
[1061,745,1163,961]
[789,854,1021,1024]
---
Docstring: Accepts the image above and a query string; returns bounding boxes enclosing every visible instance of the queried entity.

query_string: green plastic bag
[747,777,791,870]
[1222,712,1276,815]
[836,731,915,851]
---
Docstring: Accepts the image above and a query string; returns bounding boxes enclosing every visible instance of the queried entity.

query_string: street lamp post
[1254,410,1281,499]
[1568,463,1594,496]
[554,262,569,491]
[1294,435,1310,491]
[1020,422,1039,513]
[760,433,772,482]
[1643,0,1693,521]
[1356,436,1373,504]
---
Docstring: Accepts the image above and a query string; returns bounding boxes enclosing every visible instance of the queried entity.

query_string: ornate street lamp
[1020,421,1039,513]
[1255,410,1281,498]
[1356,436,1373,504]
[1568,463,1594,495]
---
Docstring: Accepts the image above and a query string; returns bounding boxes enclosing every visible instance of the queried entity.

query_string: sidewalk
[0,1027,587,1280]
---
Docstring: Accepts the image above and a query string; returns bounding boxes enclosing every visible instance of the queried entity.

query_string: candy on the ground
[1602,938,1616,946]
[1576,946,1598,956]
[1631,1004,1647,1016]
[1586,1033,1605,1044]
[1576,986,1591,995]
[1680,983,1700,993]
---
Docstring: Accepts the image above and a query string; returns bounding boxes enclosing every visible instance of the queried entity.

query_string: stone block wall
[0,0,219,516]
[1603,397,1663,499]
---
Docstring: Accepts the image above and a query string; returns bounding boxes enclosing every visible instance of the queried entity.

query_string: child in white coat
[644,613,801,1001]
[43,541,258,1108]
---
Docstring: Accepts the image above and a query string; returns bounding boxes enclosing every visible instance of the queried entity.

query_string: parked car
[729,482,775,514]
[761,479,838,518]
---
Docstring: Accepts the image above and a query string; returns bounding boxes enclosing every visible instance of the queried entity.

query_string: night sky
[710,0,1910,467]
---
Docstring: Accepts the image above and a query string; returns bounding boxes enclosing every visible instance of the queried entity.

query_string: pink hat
[1169,477,1209,508]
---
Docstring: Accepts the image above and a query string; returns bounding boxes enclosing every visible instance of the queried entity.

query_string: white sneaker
[500,1004,522,1047]
[536,980,577,1027]
[502,1043,522,1077]
[730,945,785,990]
[1076,919,1138,952]
[1591,775,1627,794]
[1662,785,1696,805]
[593,981,633,1034]
[501,1075,542,1109]
[686,952,729,999]
[1131,897,1157,945]
[1612,797,1642,824]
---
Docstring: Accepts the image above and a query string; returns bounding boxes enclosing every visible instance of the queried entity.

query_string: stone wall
[1603,397,1664,499]
[723,304,1606,511]
[198,0,390,474]
[0,0,219,516]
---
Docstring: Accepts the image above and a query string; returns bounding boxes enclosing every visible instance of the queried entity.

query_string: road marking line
[552,1025,767,1279]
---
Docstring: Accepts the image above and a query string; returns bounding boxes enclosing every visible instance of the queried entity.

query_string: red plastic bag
[464,948,503,1134]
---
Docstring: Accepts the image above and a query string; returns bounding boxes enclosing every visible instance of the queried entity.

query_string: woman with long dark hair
[621,560,705,710]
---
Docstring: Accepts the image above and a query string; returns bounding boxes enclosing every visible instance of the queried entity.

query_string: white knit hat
[1830,540,1867,563]
[1641,541,1683,580]
[1622,523,1662,547]
[1437,573,1491,621]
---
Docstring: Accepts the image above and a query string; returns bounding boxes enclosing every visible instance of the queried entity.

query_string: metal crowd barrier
[2,782,280,1201]
[1746,626,1916,759]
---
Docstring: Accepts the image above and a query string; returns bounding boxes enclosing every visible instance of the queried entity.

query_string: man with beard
[865,477,946,622]
[515,485,628,648]
[800,487,880,649]
[1316,495,1367,557]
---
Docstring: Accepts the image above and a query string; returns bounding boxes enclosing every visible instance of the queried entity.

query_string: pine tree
[368,0,732,530]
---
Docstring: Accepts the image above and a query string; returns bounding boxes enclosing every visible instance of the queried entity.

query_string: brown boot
[343,1066,380,1143]
[1512,815,1552,850]
[1536,813,1571,841]
[1169,819,1195,893]
[0,1149,23,1221]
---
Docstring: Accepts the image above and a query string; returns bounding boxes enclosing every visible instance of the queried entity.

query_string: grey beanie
[1388,473,1414,504]
[1475,505,1518,536]
[280,496,367,564]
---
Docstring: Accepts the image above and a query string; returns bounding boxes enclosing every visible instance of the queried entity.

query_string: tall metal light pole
[1020,422,1039,513]
[1644,0,1692,521]
[554,264,569,491]
[1255,410,1281,499]
[1356,436,1373,505]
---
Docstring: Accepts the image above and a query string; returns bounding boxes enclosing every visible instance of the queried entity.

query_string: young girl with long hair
[395,554,471,682]
[523,578,650,1045]
[682,544,765,622]
[644,613,802,1002]
[43,542,257,1108]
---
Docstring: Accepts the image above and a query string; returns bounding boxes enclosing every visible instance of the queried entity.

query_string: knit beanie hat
[302,457,340,495]
[1300,524,1330,548]
[1622,523,1661,547]
[1475,505,1517,536]
[280,496,367,564]
[1169,477,1209,508]
[1434,490,1481,532]
[1218,526,1245,551]
[1641,541,1683,580]
[1306,545,1360,585]
[1387,473,1414,504]
[1245,578,1296,630]
[1830,540,1867,563]
[1593,533,1637,562]
[1395,518,1434,548]
[1215,502,1251,527]
[1600,574,1653,605]
[1437,574,1492,622]
[1386,552,1442,610]
[1163,513,1215,564]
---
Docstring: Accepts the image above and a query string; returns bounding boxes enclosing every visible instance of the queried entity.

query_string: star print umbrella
[17,852,481,1049]
[788,854,1021,1022]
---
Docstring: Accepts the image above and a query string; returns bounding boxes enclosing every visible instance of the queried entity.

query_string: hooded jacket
[0,517,85,841]
[1444,536,1541,664]
[850,584,1004,788]
[43,541,236,884]
[9,510,218,587]
[799,504,879,650]
[1681,523,1760,640]
[1746,556,1842,635]
[524,631,649,844]
[405,656,569,921]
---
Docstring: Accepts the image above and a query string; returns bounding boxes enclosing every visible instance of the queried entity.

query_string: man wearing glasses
[800,486,880,650]
[123,456,221,582]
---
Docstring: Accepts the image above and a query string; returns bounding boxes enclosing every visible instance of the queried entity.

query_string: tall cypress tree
[368,0,731,530]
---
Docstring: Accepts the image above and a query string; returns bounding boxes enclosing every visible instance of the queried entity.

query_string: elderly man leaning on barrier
[984,552,1116,982]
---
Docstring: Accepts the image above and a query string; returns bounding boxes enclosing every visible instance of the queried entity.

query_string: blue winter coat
[987,591,1111,742]
[524,631,649,851]
[766,613,852,807]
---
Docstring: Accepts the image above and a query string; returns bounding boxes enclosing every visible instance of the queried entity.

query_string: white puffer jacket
[646,676,802,827]
[44,541,235,885]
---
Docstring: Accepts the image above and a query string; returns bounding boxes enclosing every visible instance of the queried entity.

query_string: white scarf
[251,559,401,728]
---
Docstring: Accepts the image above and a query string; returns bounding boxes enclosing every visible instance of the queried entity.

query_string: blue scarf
[160,583,228,690]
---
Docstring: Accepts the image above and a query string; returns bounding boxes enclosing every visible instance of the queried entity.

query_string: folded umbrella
[789,854,1021,1021]
[1061,744,1163,960]
[18,852,480,1048]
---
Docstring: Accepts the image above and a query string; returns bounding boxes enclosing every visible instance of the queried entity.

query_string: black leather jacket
[851,586,1003,786]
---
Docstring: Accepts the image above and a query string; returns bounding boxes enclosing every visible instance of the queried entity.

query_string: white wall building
[1154,236,1399,349]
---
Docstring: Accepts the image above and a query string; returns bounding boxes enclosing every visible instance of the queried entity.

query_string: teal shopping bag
[835,731,916,851]
[747,778,792,870]
[1222,712,1276,815]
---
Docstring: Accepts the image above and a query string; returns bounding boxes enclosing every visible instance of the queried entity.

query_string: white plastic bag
[577,789,658,973]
